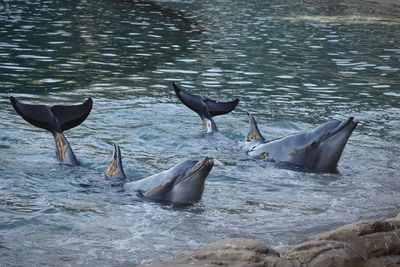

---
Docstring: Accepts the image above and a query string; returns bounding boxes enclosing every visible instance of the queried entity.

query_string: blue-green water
[1,0,399,266]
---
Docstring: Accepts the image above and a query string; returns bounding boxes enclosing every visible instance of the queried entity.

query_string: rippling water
[1,0,400,266]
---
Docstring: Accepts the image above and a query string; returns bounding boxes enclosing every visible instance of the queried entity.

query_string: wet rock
[140,238,281,267]
[140,213,400,267]
[286,214,400,266]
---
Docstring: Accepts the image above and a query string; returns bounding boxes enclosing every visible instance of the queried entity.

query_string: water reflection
[0,0,200,93]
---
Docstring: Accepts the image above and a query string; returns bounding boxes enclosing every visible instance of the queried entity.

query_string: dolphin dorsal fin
[105,144,127,181]
[10,97,93,133]
[245,112,265,142]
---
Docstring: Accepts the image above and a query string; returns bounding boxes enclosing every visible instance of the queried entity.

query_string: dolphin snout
[344,117,359,130]
[328,117,358,137]
[203,157,214,171]
[193,157,214,175]
[204,157,214,165]
[348,116,359,124]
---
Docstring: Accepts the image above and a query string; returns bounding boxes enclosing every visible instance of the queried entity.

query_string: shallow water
[1,0,400,266]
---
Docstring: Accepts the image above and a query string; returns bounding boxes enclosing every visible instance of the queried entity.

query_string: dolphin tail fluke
[10,97,92,166]
[105,144,127,183]
[172,83,239,133]
[10,96,93,134]
[173,83,239,118]
[50,98,93,132]
[246,112,265,142]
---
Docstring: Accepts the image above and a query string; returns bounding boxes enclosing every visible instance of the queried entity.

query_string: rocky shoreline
[140,213,400,267]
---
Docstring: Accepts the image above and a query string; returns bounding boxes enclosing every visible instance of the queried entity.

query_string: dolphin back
[10,96,93,134]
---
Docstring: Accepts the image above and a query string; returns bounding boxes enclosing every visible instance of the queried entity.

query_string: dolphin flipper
[172,83,239,119]
[246,112,265,142]
[140,178,175,200]
[10,97,93,133]
[105,144,127,183]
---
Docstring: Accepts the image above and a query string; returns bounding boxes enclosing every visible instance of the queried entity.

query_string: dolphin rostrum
[105,144,214,204]
[172,83,358,172]
[10,97,93,166]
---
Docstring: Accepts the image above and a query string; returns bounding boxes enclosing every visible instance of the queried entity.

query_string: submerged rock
[140,213,400,267]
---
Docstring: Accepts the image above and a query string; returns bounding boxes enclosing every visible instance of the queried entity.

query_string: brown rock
[285,239,365,267]
[139,213,400,267]
[285,214,400,267]
[140,238,281,267]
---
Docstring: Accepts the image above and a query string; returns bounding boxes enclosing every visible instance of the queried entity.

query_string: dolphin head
[144,158,214,204]
[290,117,358,171]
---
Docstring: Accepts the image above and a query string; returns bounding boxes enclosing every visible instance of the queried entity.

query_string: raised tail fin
[245,112,264,142]
[105,144,126,184]
[10,97,93,134]
[173,83,239,119]
[172,83,239,133]
[10,97,92,166]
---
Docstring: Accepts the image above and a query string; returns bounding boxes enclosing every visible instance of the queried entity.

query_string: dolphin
[172,83,358,172]
[10,97,93,166]
[105,144,214,204]
[246,116,359,171]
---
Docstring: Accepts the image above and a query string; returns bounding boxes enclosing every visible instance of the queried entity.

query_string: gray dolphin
[105,144,214,204]
[10,97,93,166]
[246,115,358,171]
[172,83,358,172]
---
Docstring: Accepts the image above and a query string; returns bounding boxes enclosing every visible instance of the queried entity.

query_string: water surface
[1,0,400,266]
